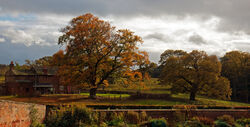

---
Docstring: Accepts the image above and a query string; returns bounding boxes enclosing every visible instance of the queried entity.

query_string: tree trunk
[189,91,196,101]
[233,78,237,100]
[89,88,97,99]
[245,76,248,103]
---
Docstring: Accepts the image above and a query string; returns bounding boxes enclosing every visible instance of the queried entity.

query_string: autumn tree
[23,56,53,68]
[58,13,149,98]
[51,50,65,66]
[159,50,231,101]
[221,51,250,102]
[144,62,159,78]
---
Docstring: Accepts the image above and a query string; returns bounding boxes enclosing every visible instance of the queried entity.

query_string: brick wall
[0,100,46,127]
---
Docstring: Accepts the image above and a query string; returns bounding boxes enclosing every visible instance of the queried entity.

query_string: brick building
[3,61,66,96]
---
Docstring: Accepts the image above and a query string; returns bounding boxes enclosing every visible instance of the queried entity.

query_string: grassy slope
[80,93,130,98]
[109,95,249,106]
[0,78,249,106]
[0,93,249,106]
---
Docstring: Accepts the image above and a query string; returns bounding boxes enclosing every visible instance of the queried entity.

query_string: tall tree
[58,13,149,98]
[160,50,231,101]
[221,51,250,102]
[23,56,53,68]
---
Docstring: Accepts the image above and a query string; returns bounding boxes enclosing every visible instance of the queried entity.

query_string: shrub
[125,111,140,124]
[171,110,186,125]
[149,118,168,127]
[236,118,250,126]
[44,105,94,127]
[196,117,214,125]
[100,122,108,127]
[29,105,45,127]
[106,119,126,127]
[105,112,126,127]
[184,121,204,127]
[217,115,234,125]
[140,111,148,122]
[214,120,232,127]
[98,112,107,123]
[180,117,204,127]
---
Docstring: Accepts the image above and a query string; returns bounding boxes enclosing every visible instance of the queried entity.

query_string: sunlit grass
[109,99,189,106]
[171,93,250,106]
[107,98,250,106]
[0,76,5,83]
[0,95,16,99]
[80,93,130,98]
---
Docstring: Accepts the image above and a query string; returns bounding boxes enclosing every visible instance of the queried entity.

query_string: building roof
[4,64,58,76]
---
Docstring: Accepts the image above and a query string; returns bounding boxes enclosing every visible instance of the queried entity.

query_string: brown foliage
[160,50,231,101]
[56,13,149,98]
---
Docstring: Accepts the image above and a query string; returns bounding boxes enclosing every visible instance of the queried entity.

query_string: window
[26,88,29,92]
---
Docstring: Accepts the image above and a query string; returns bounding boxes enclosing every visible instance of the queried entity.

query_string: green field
[107,96,249,106]
[1,92,249,106]
[80,92,130,98]
[0,78,249,106]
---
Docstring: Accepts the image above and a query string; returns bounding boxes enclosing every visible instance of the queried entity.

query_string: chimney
[9,61,14,71]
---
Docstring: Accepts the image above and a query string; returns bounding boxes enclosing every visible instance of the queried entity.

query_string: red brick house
[4,61,66,96]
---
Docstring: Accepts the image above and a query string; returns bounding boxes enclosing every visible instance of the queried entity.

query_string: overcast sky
[0,0,250,64]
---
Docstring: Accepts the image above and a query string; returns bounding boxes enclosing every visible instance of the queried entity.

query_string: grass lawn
[0,92,249,106]
[80,93,130,98]
[0,78,248,106]
[109,99,189,105]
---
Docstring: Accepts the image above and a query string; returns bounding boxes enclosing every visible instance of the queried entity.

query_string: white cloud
[0,20,15,27]
[109,15,250,62]
[0,13,249,63]
[0,14,71,46]
[0,38,5,42]
[0,0,249,64]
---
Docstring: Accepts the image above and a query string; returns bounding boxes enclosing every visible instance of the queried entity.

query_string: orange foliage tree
[57,13,149,98]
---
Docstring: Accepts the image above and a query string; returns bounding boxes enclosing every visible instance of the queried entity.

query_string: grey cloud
[0,15,64,46]
[1,0,250,34]
[0,0,250,64]
[234,42,250,45]
[188,33,206,45]
[233,41,250,52]
[0,39,61,64]
[144,33,172,42]
[147,51,162,63]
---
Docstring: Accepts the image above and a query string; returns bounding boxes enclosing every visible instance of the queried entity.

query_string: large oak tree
[57,13,149,98]
[159,50,231,101]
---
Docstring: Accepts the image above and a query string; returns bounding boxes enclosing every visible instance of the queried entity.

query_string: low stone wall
[0,100,46,127]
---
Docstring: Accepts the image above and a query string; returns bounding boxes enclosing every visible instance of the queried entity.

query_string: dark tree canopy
[160,50,231,101]
[221,51,250,102]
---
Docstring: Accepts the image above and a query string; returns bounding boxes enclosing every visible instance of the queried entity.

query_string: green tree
[57,13,149,98]
[159,50,231,101]
[221,51,250,102]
